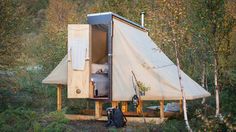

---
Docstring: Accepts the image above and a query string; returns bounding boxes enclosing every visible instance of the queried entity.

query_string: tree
[189,0,235,116]
[154,0,192,130]
[0,0,28,70]
[31,0,80,73]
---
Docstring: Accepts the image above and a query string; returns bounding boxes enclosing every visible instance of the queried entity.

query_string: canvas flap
[42,55,68,85]
[112,19,210,101]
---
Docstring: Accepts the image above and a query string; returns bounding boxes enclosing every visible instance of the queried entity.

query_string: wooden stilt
[136,100,143,115]
[179,99,183,113]
[112,101,119,108]
[89,81,94,98]
[160,100,164,119]
[95,101,102,118]
[57,84,62,112]
[121,102,128,113]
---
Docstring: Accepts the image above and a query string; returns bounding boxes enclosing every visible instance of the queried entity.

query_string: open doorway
[90,24,109,99]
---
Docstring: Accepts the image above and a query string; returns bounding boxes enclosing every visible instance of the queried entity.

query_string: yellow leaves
[137,81,151,92]
[45,0,79,36]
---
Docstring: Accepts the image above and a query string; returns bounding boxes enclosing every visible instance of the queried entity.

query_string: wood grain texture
[95,101,103,118]
[68,25,91,98]
[121,102,128,113]
[160,100,164,119]
[65,114,166,124]
[57,84,62,111]
[112,101,119,108]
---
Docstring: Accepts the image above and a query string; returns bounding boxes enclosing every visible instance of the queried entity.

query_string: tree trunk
[214,55,220,116]
[174,41,192,131]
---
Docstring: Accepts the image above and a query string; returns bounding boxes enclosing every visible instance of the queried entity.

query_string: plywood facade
[67,25,91,98]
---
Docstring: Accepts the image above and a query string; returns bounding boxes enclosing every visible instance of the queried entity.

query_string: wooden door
[67,24,91,98]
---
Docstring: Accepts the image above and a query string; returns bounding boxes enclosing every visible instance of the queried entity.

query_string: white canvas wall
[43,18,210,101]
[42,55,68,85]
[112,18,210,101]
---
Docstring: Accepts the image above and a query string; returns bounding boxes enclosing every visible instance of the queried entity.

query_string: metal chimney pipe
[141,11,145,27]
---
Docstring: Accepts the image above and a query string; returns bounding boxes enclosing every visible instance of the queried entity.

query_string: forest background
[0,0,236,131]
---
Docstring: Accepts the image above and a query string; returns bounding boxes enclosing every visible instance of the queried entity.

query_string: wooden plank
[81,109,155,117]
[112,101,119,108]
[95,101,103,118]
[136,100,143,115]
[64,114,165,124]
[57,84,62,112]
[65,114,97,120]
[160,100,164,119]
[179,99,183,113]
[89,81,94,98]
[121,102,128,113]
[126,117,165,124]
[124,111,156,117]
[80,109,179,118]
[67,25,90,98]
[81,109,157,117]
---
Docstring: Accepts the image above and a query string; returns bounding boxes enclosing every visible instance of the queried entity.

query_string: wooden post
[89,81,94,98]
[112,101,119,108]
[179,99,183,113]
[160,100,164,119]
[121,102,128,113]
[136,100,143,115]
[57,84,62,112]
[95,101,102,118]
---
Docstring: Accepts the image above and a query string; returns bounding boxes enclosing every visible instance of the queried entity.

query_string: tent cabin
[42,12,210,122]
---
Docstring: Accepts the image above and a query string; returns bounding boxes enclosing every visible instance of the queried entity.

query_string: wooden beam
[112,101,119,108]
[64,114,165,124]
[121,102,128,113]
[95,101,102,118]
[136,100,143,115]
[179,99,183,113]
[65,114,97,120]
[57,84,62,112]
[160,100,164,119]
[80,109,180,118]
[89,81,94,98]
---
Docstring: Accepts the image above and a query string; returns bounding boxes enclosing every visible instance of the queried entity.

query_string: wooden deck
[63,109,181,124]
[79,109,181,117]
[64,114,166,124]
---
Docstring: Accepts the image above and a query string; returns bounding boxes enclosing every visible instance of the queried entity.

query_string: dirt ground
[68,120,162,132]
